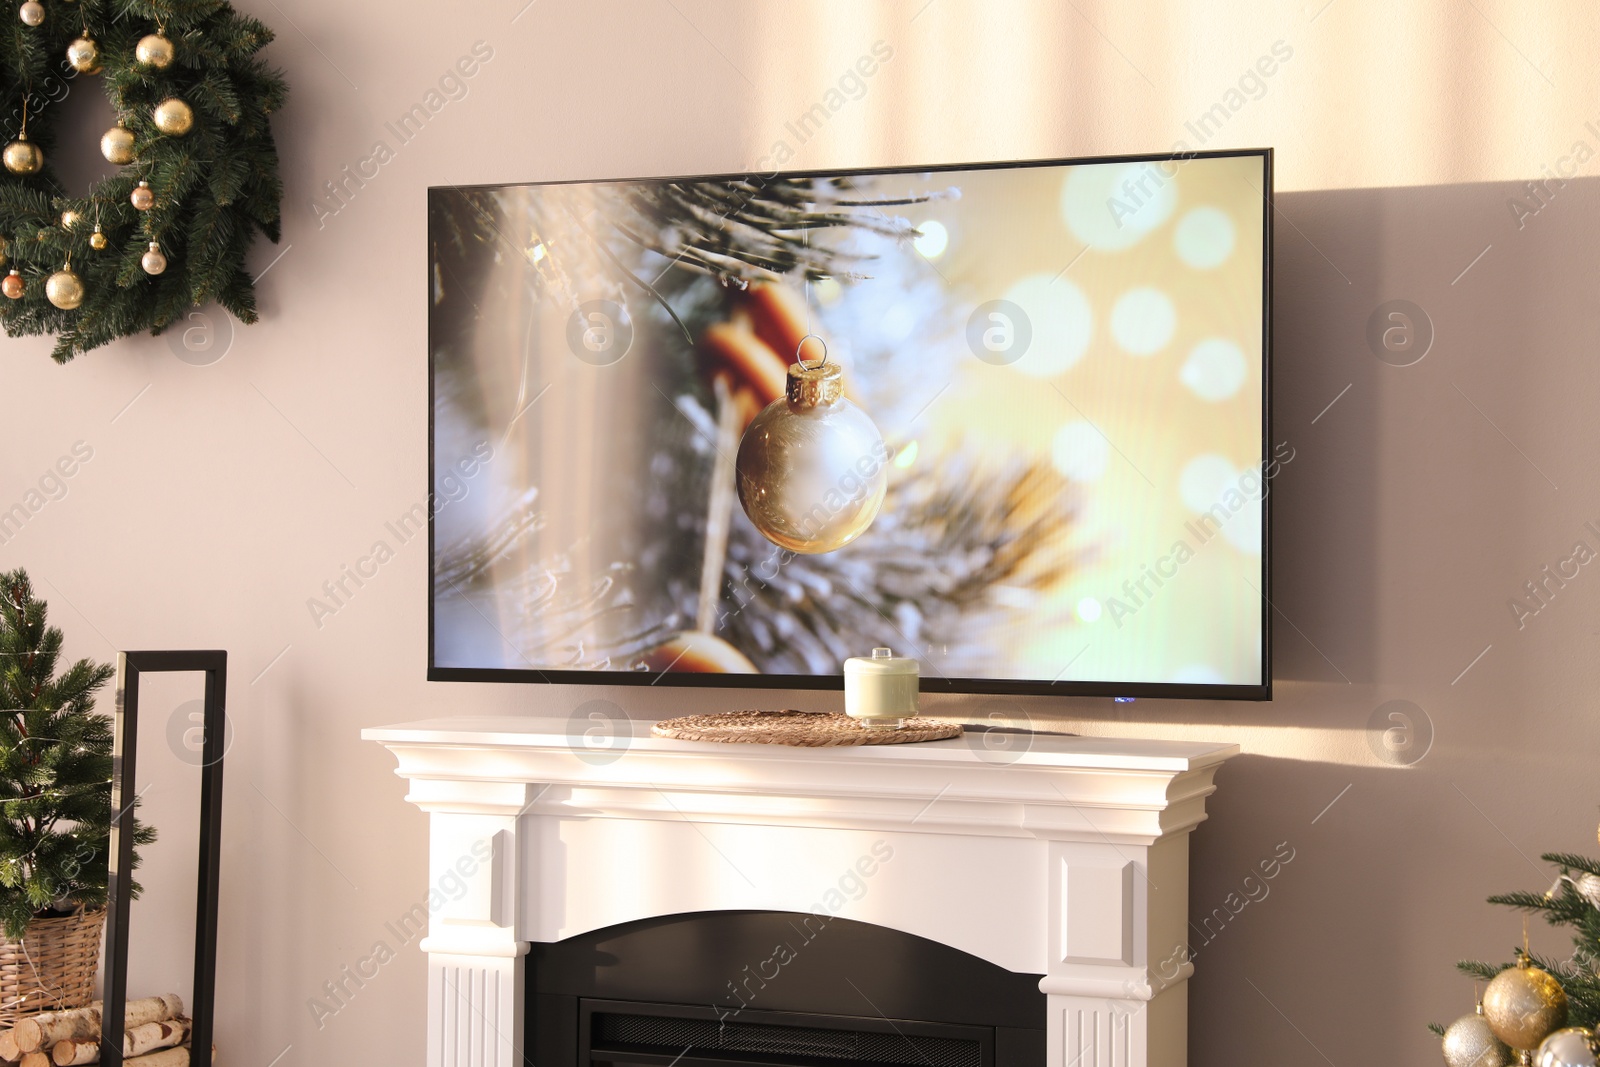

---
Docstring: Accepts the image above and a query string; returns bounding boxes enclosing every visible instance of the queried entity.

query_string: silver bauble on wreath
[1537,1029,1600,1067]
[1484,956,1569,1051]
[734,342,888,555]
[1443,1007,1512,1067]
[141,242,167,276]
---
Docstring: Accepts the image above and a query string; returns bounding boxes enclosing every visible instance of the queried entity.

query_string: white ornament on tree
[1537,1028,1600,1067]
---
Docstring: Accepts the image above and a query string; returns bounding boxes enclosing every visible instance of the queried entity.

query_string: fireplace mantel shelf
[365,715,1233,772]
[365,715,1239,1067]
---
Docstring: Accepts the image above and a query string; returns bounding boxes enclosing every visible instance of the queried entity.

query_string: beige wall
[2,0,1596,1062]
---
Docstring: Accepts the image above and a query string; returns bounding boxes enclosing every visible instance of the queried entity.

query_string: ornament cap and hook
[736,327,890,554]
[785,335,844,409]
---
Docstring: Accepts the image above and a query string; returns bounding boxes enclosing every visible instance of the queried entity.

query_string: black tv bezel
[428,147,1273,702]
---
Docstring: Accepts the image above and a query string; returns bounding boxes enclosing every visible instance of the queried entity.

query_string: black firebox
[529,911,1047,1067]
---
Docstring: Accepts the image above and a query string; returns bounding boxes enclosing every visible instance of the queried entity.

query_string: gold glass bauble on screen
[426,150,1272,696]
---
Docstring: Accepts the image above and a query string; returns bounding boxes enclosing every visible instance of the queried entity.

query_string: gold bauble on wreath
[152,98,194,136]
[130,180,154,211]
[88,227,106,251]
[45,270,84,310]
[66,37,101,74]
[135,33,175,69]
[18,2,43,27]
[100,124,135,164]
[1483,955,1568,1051]
[3,138,43,176]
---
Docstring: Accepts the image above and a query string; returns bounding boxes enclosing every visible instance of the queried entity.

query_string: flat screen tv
[429,148,1273,699]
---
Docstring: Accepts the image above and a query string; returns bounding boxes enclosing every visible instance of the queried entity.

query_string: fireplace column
[1037,834,1194,1067]
[407,778,534,1067]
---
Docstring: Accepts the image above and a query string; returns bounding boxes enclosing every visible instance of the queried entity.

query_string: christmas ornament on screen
[1442,1003,1511,1067]
[1484,952,1568,1051]
[141,242,166,275]
[1536,1029,1600,1067]
[130,180,153,210]
[18,1,42,26]
[2,270,22,299]
[734,336,888,554]
[89,225,105,251]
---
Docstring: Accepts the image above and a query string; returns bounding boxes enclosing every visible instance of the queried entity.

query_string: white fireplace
[363,716,1237,1067]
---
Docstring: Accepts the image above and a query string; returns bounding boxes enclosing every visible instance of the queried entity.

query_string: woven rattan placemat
[651,710,961,747]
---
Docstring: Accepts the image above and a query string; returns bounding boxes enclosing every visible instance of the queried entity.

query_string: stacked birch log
[0,996,213,1066]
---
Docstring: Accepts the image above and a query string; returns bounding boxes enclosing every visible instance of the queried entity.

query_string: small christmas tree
[0,569,152,939]
[1432,847,1600,1067]
[1455,852,1600,1028]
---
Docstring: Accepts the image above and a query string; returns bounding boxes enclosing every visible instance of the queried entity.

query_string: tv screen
[429,149,1272,699]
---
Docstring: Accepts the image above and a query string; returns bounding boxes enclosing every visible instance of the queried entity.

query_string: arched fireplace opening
[529,910,1048,1066]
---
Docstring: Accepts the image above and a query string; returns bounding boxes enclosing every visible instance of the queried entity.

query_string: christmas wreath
[0,0,285,362]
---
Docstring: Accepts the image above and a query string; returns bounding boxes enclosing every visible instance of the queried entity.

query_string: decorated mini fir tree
[1435,839,1600,1066]
[0,569,152,938]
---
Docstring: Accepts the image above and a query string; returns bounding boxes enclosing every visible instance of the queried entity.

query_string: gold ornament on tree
[2,270,23,299]
[1443,1003,1512,1067]
[100,124,134,164]
[0,234,8,267]
[1484,953,1568,1052]
[130,179,154,210]
[45,264,83,310]
[152,97,194,136]
[66,36,100,74]
[135,32,175,69]
[59,209,79,230]
[141,241,166,275]
[734,336,889,554]
[89,225,105,251]
[18,1,42,26]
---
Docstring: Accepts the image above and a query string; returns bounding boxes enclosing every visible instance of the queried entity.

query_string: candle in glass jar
[844,647,920,728]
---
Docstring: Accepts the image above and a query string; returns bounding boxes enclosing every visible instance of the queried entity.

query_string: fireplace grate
[592,1011,983,1067]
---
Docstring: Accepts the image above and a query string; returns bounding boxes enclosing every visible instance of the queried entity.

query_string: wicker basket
[0,907,105,1029]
